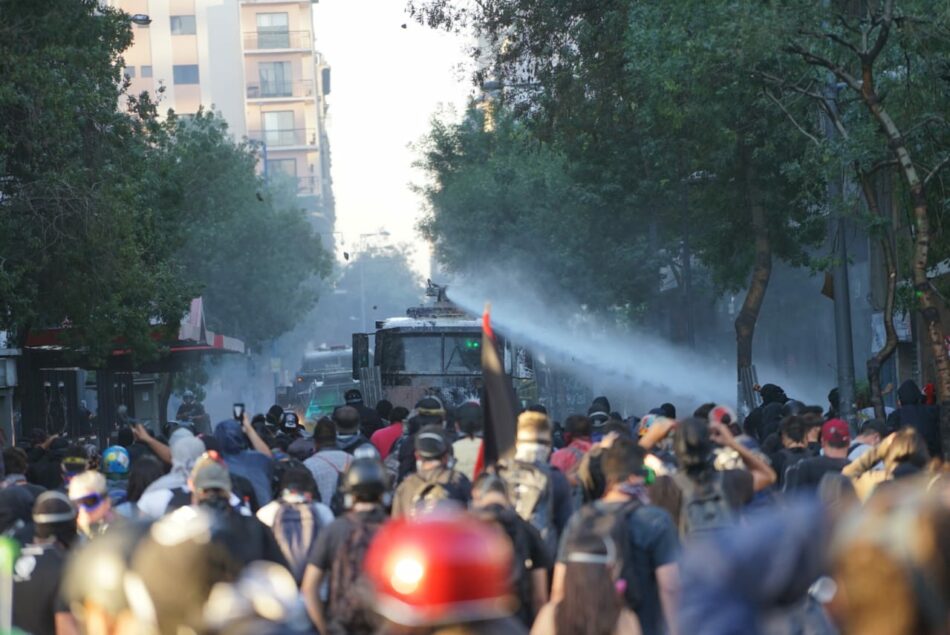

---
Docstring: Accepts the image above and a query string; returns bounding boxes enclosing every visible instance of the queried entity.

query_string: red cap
[363,511,514,626]
[821,419,850,446]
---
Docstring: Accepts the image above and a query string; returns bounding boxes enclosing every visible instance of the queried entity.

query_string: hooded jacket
[743,384,788,442]
[213,420,274,506]
[887,380,941,458]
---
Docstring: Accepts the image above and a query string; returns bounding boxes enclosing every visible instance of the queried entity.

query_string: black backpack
[327,512,384,635]
[574,499,642,610]
[492,459,557,556]
[165,486,193,514]
[472,505,536,626]
[673,471,734,536]
[271,501,323,584]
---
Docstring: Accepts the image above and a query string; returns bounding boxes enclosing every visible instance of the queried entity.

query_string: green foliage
[0,0,331,362]
[416,109,658,311]
[152,110,332,351]
[411,0,828,313]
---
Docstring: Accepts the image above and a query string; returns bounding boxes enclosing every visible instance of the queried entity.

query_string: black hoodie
[887,380,940,458]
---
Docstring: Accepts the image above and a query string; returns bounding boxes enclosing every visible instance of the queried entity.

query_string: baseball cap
[190,452,232,493]
[821,419,850,446]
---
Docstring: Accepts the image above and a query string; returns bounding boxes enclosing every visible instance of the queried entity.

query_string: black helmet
[674,417,714,474]
[342,458,388,503]
[782,399,806,417]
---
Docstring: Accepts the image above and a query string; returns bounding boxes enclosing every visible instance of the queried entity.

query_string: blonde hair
[67,470,107,499]
[516,411,550,436]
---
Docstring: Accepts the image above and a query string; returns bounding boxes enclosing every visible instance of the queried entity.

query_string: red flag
[476,305,517,475]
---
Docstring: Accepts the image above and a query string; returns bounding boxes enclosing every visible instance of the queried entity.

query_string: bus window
[380,335,443,373]
[443,335,482,374]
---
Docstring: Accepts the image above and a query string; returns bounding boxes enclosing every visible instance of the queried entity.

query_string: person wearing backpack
[256,464,334,585]
[667,418,775,537]
[392,425,471,517]
[490,410,573,556]
[187,451,287,569]
[303,417,352,511]
[554,438,680,635]
[471,472,551,628]
[532,532,642,635]
[301,457,389,635]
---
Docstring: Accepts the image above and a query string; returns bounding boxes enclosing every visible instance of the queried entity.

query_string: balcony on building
[248,128,318,149]
[243,30,311,53]
[246,79,315,101]
[296,175,319,196]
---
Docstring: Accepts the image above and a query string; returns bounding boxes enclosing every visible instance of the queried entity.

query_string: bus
[352,283,538,412]
[293,345,360,420]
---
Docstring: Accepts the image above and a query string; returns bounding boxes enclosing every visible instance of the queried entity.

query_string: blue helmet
[102,445,131,476]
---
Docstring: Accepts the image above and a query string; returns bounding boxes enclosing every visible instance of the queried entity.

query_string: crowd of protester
[1,380,947,635]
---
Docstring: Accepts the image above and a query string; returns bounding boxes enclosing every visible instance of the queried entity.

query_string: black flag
[476,305,517,473]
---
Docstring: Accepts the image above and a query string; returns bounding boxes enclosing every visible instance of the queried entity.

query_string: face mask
[515,441,551,464]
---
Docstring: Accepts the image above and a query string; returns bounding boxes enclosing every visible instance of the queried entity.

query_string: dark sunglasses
[74,493,105,510]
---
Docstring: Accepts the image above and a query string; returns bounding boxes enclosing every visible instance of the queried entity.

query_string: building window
[258,62,292,97]
[124,66,135,79]
[261,111,295,146]
[170,15,197,35]
[141,65,153,78]
[266,159,297,178]
[256,12,290,48]
[173,65,200,85]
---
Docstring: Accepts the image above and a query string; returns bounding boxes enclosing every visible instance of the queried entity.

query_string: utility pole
[823,78,856,427]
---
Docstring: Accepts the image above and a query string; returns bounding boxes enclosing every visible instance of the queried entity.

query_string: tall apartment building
[108,0,335,235]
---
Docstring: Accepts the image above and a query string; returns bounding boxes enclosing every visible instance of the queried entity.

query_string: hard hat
[363,511,515,626]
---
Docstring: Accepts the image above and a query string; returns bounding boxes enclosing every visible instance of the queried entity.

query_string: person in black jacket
[743,384,788,442]
[886,380,941,458]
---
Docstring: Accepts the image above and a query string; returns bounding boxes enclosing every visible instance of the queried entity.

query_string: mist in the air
[447,268,830,417]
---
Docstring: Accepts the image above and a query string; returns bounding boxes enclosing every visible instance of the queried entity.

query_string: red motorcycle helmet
[363,511,515,626]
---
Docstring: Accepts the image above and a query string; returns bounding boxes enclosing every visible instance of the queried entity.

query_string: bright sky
[312,1,474,276]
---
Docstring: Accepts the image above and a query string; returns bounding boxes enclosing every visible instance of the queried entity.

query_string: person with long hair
[531,532,641,635]
[116,455,166,517]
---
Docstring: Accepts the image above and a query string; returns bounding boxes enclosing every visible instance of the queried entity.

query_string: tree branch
[764,89,821,146]
[904,114,946,139]
[924,156,950,187]
[785,44,863,93]
[865,0,894,63]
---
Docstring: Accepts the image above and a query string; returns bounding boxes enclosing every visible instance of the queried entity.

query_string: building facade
[109,0,335,235]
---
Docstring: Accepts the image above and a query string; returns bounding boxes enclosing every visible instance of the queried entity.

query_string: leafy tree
[416,109,659,319]
[766,0,950,451]
[0,0,331,364]
[0,0,189,361]
[410,0,827,413]
[152,110,332,352]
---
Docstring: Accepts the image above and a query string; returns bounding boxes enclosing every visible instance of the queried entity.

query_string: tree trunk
[859,65,950,458]
[735,143,772,391]
[858,167,898,421]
